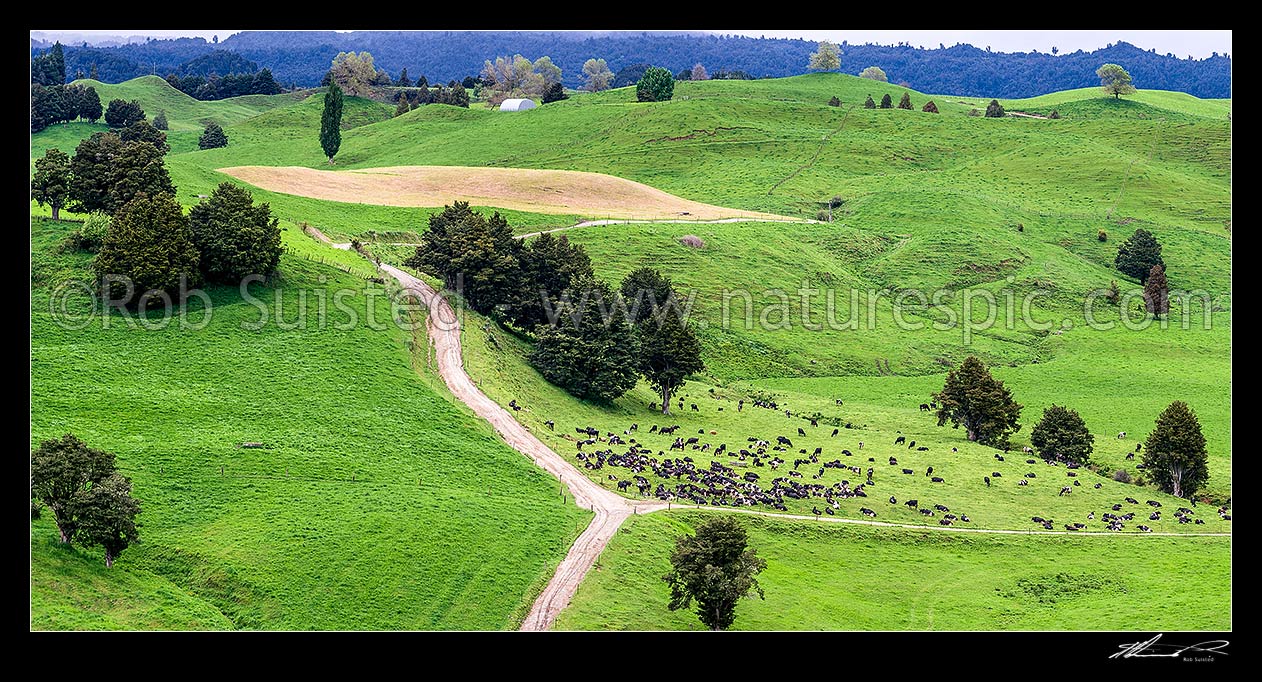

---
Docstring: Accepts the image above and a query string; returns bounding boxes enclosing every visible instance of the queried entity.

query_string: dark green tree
[985,99,1005,117]
[511,232,594,328]
[864,95,876,109]
[104,99,145,128]
[1142,401,1209,499]
[922,100,939,113]
[47,41,66,84]
[121,120,170,154]
[662,516,767,631]
[542,81,568,103]
[1144,264,1169,316]
[1115,228,1164,282]
[151,109,169,130]
[93,193,201,305]
[70,473,141,568]
[396,67,412,87]
[636,66,675,102]
[620,267,675,324]
[395,96,410,117]
[879,93,893,108]
[198,122,229,149]
[32,148,72,221]
[188,182,283,282]
[30,434,116,544]
[448,82,470,108]
[80,86,102,123]
[1029,404,1095,464]
[828,96,841,107]
[404,202,523,315]
[251,68,283,95]
[108,141,176,212]
[90,63,99,80]
[897,92,913,109]
[635,295,704,415]
[320,83,344,163]
[529,274,640,402]
[933,356,1023,445]
[69,133,175,214]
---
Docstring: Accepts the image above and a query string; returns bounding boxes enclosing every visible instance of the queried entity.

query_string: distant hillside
[40,33,1230,99]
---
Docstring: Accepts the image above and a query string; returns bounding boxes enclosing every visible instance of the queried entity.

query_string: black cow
[905,499,919,508]
[861,508,877,517]
[889,496,897,504]
[894,436,906,446]
[920,403,931,411]
[992,472,1002,478]
[984,476,990,486]
[902,469,914,475]
[832,428,839,437]
[798,427,806,436]
[544,420,555,430]
[908,440,916,449]
[931,477,944,483]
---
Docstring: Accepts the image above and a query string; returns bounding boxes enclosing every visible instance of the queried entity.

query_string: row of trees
[933,356,1209,498]
[31,83,103,132]
[31,434,140,568]
[164,67,284,100]
[402,203,704,410]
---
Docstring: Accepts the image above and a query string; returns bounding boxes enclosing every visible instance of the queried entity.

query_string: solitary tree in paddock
[31,434,117,544]
[933,356,1023,446]
[1115,228,1164,282]
[859,66,887,82]
[663,516,766,631]
[808,40,841,72]
[320,82,344,164]
[1029,404,1094,464]
[1143,264,1169,316]
[71,472,141,568]
[1142,401,1208,499]
[32,148,71,221]
[1097,63,1136,99]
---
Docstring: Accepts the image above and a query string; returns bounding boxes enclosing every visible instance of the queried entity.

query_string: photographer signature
[1110,634,1229,659]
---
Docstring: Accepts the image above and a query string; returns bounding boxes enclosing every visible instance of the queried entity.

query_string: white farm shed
[500,98,537,112]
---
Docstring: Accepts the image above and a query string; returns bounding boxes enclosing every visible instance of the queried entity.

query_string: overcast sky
[33,29,1232,58]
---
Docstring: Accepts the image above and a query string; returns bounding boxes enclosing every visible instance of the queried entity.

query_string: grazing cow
[1067,472,1077,477]
[952,447,958,453]
[926,466,934,475]
[1117,431,1126,439]
[934,504,949,512]
[889,496,897,505]
[690,403,699,412]
[832,428,839,437]
[920,403,931,411]
[842,449,852,456]
[920,508,934,516]
[1059,486,1072,496]
[894,436,906,446]
[1149,511,1161,521]
[1026,459,1035,465]
[1018,479,1028,485]
[1147,500,1162,507]
[917,446,930,451]
[812,506,822,518]
[1094,483,1102,489]
[544,420,555,430]
[1112,504,1123,511]
[961,515,971,523]
[940,518,953,526]
[1138,525,1153,533]
[859,442,864,449]
[1125,453,1135,461]
[1195,519,1205,525]
[889,457,898,466]
[1022,446,1034,455]
[1073,480,1081,486]
[905,499,919,508]
[825,507,834,515]
[1125,497,1138,504]
[1135,443,1142,452]
[861,508,877,517]
[1032,516,1046,523]
[931,477,944,483]
[984,476,991,486]
[992,472,1002,478]
[902,469,914,475]
[1088,511,1095,520]
[869,457,875,463]
[908,440,916,449]
[798,427,806,436]
[1025,473,1037,478]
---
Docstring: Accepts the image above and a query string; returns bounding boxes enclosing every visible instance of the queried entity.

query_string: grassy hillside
[555,511,1232,630]
[69,76,305,131]
[1008,87,1232,119]
[31,217,589,629]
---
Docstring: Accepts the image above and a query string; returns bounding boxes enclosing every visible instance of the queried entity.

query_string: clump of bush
[985,99,1005,118]
[678,235,705,248]
[1017,223,1025,232]
[1112,469,1132,483]
[828,96,841,107]
[864,95,876,109]
[1048,110,1061,119]
[922,100,939,113]
[967,108,980,117]
[1098,230,1108,242]
[816,209,831,222]
[879,94,893,109]
[63,213,112,253]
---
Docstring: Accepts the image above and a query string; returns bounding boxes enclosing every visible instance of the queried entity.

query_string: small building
[499,98,537,112]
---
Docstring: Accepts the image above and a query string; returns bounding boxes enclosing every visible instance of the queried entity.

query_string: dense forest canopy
[35,33,1230,99]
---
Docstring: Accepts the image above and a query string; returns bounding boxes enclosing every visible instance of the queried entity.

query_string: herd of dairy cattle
[538,397,1231,533]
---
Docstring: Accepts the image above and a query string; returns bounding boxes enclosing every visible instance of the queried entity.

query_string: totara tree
[542,82,568,104]
[620,267,676,325]
[104,98,145,128]
[662,516,767,631]
[321,82,344,163]
[188,182,283,283]
[859,66,887,82]
[636,67,675,103]
[1097,63,1137,99]
[396,67,412,88]
[395,96,410,117]
[404,202,524,315]
[580,58,614,92]
[690,63,709,81]
[1143,264,1169,317]
[864,95,876,109]
[933,356,1023,446]
[198,122,228,150]
[32,148,72,221]
[93,192,202,305]
[985,99,1005,117]
[448,82,471,108]
[922,100,939,113]
[634,291,704,415]
[828,96,841,107]
[529,274,640,402]
[151,109,168,130]
[31,434,117,544]
[71,472,141,568]
[121,120,170,154]
[511,232,594,328]
[1142,401,1209,499]
[329,51,379,97]
[251,68,283,95]
[808,40,842,72]
[1115,228,1164,282]
[80,85,102,123]
[897,92,913,110]
[879,93,893,109]
[69,133,175,214]
[1029,404,1095,464]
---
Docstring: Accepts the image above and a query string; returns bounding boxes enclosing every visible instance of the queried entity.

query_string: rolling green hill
[69,76,306,131]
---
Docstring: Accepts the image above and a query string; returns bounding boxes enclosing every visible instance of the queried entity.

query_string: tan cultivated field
[218,165,789,221]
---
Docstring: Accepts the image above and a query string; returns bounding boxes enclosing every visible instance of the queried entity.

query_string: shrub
[69,213,111,252]
[679,235,705,248]
[1112,469,1132,483]
[985,99,1005,117]
[93,192,201,306]
[864,95,876,109]
[816,209,831,222]
[198,122,229,150]
[636,67,675,102]
[1105,280,1121,305]
[922,100,939,113]
[897,92,913,110]
[879,93,893,109]
[1048,110,1060,119]
[967,108,980,117]
[188,182,283,282]
[1017,223,1024,232]
[1098,230,1108,242]
[828,96,841,107]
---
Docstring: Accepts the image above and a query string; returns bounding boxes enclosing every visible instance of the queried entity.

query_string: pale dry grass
[219,165,788,221]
